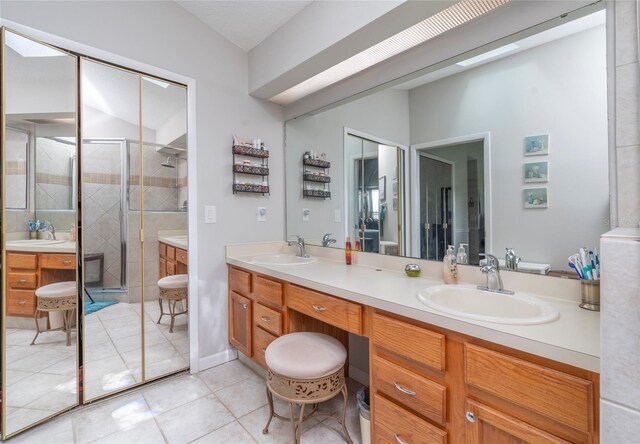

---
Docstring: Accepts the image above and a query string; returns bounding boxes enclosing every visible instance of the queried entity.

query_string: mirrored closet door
[2,29,79,437]
[1,27,190,438]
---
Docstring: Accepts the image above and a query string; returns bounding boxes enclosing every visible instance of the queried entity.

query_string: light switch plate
[205,205,216,224]
[302,208,310,222]
[257,207,267,222]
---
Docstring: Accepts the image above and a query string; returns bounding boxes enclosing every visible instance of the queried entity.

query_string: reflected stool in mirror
[157,274,188,333]
[263,332,352,444]
[31,281,77,347]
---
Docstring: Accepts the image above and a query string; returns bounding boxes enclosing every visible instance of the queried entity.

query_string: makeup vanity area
[226,244,599,443]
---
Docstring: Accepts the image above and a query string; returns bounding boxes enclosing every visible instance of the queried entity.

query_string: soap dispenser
[443,245,458,284]
[457,244,468,265]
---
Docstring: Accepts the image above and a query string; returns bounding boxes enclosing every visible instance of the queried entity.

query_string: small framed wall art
[523,188,548,209]
[523,161,549,183]
[524,134,549,156]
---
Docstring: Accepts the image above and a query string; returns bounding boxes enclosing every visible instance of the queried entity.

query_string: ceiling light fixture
[5,32,65,58]
[456,43,519,66]
[270,0,510,105]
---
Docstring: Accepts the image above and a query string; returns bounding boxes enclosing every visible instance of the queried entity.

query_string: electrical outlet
[257,207,267,222]
[302,208,310,222]
[334,209,341,223]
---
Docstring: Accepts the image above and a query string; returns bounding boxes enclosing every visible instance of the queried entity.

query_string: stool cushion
[265,332,347,379]
[158,274,188,289]
[35,281,76,298]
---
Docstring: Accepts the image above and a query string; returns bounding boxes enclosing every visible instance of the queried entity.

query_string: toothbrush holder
[29,231,37,240]
[579,279,600,311]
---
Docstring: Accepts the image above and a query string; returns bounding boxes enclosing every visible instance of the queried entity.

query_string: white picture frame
[524,134,550,156]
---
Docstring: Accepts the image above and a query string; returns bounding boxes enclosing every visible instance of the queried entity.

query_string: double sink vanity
[226,243,600,443]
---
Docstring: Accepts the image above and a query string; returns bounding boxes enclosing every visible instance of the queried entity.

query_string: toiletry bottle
[345,236,352,265]
[355,238,361,252]
[443,245,458,284]
[457,243,468,265]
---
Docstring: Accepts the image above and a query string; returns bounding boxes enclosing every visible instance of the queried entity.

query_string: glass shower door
[420,154,453,261]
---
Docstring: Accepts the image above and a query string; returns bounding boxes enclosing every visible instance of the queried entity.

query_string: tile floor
[4,300,189,437]
[5,359,365,444]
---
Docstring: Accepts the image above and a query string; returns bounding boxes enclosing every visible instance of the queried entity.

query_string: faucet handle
[480,253,500,270]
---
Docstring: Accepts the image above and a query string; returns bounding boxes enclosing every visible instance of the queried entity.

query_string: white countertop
[6,239,76,253]
[226,244,600,372]
[159,230,188,250]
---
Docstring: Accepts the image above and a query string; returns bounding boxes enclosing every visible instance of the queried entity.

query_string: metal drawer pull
[466,411,476,423]
[393,381,417,396]
[242,303,248,309]
[18,300,26,305]
[311,304,326,312]
[18,279,27,283]
[394,434,408,444]
[62,260,71,265]
[260,316,271,323]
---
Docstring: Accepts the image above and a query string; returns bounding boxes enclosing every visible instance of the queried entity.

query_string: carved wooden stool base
[31,294,76,347]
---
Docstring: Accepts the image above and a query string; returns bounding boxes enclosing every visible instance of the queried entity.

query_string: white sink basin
[7,239,66,246]
[417,285,559,325]
[250,254,317,266]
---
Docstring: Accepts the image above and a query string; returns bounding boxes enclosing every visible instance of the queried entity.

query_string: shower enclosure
[82,139,186,295]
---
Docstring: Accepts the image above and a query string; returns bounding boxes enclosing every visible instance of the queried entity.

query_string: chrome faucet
[505,247,521,271]
[478,253,513,295]
[322,233,336,247]
[287,235,310,258]
[46,222,56,240]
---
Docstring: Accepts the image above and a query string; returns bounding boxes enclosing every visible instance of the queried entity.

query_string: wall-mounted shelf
[303,155,331,199]
[233,143,269,196]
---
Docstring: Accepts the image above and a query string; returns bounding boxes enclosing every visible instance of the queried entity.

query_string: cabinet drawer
[160,242,167,257]
[254,303,282,336]
[372,312,445,373]
[8,273,37,290]
[464,344,594,433]
[166,260,176,276]
[159,257,167,278]
[166,246,176,260]
[253,326,278,369]
[373,394,447,444]
[287,285,362,335]
[254,275,283,308]
[41,254,75,269]
[7,290,36,316]
[229,267,252,295]
[7,253,38,270]
[176,248,188,266]
[372,355,446,426]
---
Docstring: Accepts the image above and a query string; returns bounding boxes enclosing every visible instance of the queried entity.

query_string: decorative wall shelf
[233,143,269,196]
[303,155,331,199]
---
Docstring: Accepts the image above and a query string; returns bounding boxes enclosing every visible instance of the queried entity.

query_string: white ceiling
[176,0,313,52]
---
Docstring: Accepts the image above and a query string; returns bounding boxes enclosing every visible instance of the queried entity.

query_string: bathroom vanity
[159,234,188,278]
[6,246,76,317]
[227,245,600,443]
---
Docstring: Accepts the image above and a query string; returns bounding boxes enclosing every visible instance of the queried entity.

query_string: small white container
[359,412,370,444]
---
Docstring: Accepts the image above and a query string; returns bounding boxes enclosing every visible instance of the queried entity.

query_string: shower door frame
[82,138,128,292]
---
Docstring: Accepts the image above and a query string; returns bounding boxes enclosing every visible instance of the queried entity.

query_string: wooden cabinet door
[229,291,252,356]
[159,257,167,279]
[465,400,570,444]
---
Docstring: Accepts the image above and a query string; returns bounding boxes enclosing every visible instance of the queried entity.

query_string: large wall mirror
[286,6,609,275]
[1,28,189,438]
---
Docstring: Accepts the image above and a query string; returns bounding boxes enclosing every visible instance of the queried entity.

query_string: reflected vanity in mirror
[2,29,79,436]
[285,8,609,275]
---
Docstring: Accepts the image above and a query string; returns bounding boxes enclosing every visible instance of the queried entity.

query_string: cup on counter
[579,279,600,311]
[29,231,37,240]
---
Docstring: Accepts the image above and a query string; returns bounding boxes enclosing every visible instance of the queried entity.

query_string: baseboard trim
[348,365,370,387]
[197,348,238,372]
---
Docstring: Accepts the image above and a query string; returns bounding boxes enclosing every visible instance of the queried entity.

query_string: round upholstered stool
[31,281,76,347]
[157,274,188,333]
[263,332,352,444]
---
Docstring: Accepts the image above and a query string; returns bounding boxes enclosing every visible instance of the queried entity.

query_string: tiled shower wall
[601,1,640,441]
[35,137,74,211]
